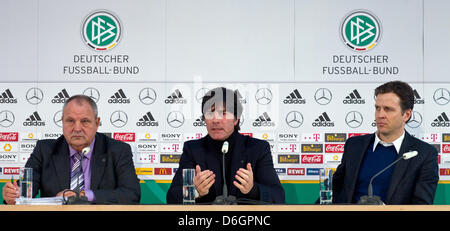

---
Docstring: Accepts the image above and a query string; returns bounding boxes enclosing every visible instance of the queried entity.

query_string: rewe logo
[165,89,187,104]
[253,112,275,127]
[51,89,70,103]
[82,10,121,51]
[23,111,45,126]
[136,112,159,126]
[108,89,130,104]
[341,10,381,51]
[283,89,306,104]
[312,112,334,127]
[0,89,17,104]
[431,112,450,127]
[343,89,365,104]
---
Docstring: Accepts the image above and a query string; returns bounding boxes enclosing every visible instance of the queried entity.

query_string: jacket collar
[386,131,417,201]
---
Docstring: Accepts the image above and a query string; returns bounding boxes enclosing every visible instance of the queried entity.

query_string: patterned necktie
[70,152,84,192]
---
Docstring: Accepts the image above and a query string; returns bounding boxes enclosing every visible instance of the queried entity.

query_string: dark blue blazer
[25,132,141,204]
[166,133,285,204]
[332,131,439,204]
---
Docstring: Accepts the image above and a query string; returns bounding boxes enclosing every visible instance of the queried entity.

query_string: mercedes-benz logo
[195,88,210,104]
[314,88,332,105]
[139,87,157,105]
[345,111,363,128]
[407,111,422,128]
[167,111,185,128]
[53,110,63,128]
[255,88,272,105]
[83,87,100,103]
[433,88,450,105]
[0,110,15,127]
[26,87,44,105]
[285,111,303,128]
[110,110,128,128]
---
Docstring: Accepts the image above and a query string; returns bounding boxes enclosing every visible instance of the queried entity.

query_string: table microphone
[213,141,236,205]
[221,141,229,198]
[64,147,91,205]
[358,150,418,205]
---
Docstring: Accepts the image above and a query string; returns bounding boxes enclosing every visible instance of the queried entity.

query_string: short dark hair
[63,94,98,118]
[201,87,243,131]
[375,81,414,123]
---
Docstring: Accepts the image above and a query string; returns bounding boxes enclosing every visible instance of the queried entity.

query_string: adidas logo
[312,112,334,127]
[165,89,187,104]
[413,89,424,104]
[283,89,306,104]
[0,89,17,104]
[343,89,365,104]
[431,112,450,127]
[108,89,130,104]
[136,112,159,126]
[51,89,70,103]
[193,116,206,127]
[23,111,45,126]
[253,112,275,127]
[235,90,247,104]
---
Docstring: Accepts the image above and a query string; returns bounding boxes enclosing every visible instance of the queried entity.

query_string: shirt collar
[373,131,405,154]
[68,137,95,159]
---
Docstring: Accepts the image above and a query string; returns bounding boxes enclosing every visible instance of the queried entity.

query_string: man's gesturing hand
[193,165,215,197]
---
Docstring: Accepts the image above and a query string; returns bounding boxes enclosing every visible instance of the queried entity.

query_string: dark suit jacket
[166,133,285,204]
[25,132,141,204]
[332,131,439,204]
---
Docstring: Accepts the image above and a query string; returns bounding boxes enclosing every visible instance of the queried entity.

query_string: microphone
[358,151,418,205]
[213,141,237,205]
[64,147,91,205]
[221,141,229,198]
[82,147,90,156]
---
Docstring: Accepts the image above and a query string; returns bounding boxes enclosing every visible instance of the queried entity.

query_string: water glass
[319,168,333,204]
[182,168,196,204]
[20,167,33,199]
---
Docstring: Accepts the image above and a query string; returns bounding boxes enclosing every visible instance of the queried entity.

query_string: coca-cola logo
[443,144,450,153]
[301,155,323,164]
[113,133,135,142]
[0,132,18,142]
[325,144,345,153]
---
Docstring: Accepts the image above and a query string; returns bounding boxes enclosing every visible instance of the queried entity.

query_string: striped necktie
[70,152,84,192]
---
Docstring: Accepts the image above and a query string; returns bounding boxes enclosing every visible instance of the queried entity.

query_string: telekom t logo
[313,134,321,142]
[289,144,297,152]
[172,144,180,152]
[431,134,438,142]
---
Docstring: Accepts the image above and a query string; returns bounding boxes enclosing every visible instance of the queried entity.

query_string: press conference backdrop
[0,0,449,204]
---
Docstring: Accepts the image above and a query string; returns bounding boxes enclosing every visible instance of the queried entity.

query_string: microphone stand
[358,155,404,205]
[64,151,90,205]
[213,141,237,205]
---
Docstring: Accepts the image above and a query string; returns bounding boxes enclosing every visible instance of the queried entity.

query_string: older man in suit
[332,81,439,204]
[2,95,140,204]
[166,87,284,204]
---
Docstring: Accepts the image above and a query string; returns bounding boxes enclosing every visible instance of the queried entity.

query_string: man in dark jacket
[333,81,438,204]
[167,87,284,204]
[2,95,140,204]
